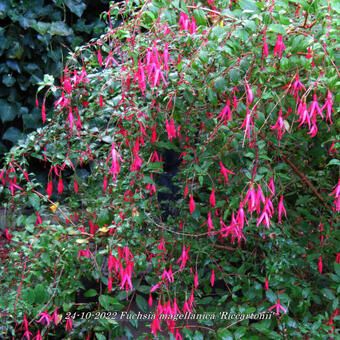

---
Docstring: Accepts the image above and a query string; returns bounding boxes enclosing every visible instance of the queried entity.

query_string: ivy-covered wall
[0,0,110,153]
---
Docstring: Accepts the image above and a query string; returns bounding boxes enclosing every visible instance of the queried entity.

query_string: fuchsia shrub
[0,0,339,339]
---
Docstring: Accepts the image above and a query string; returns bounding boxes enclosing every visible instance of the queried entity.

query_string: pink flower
[309,94,323,120]
[65,317,73,332]
[329,179,340,211]
[151,313,161,336]
[177,245,190,271]
[291,75,306,97]
[184,184,189,198]
[219,161,235,184]
[41,103,46,124]
[265,277,269,291]
[268,298,287,315]
[74,178,78,194]
[33,330,42,340]
[58,177,63,195]
[194,271,198,289]
[37,310,52,327]
[149,294,153,307]
[262,28,269,57]
[240,109,252,142]
[217,100,232,125]
[211,269,215,287]
[318,256,322,274]
[245,81,253,105]
[189,194,195,214]
[53,307,59,326]
[201,211,215,237]
[278,195,287,223]
[47,180,53,198]
[271,110,286,145]
[321,90,334,125]
[97,49,103,66]
[273,34,286,59]
[210,188,216,207]
[151,282,162,293]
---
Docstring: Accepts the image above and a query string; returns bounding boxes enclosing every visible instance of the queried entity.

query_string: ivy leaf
[0,100,17,123]
[65,0,87,17]
[49,22,73,36]
[2,127,23,144]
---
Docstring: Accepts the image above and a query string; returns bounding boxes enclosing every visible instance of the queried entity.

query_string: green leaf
[334,262,340,277]
[326,159,340,167]
[217,328,233,340]
[65,0,87,17]
[99,295,122,310]
[28,193,40,210]
[84,289,97,297]
[193,9,207,26]
[193,331,204,340]
[239,0,258,11]
[2,74,15,87]
[0,100,17,123]
[207,87,218,105]
[268,24,286,34]
[2,127,23,144]
[135,295,148,313]
[30,20,50,35]
[214,77,227,93]
[229,68,240,83]
[49,22,73,36]
[95,333,106,340]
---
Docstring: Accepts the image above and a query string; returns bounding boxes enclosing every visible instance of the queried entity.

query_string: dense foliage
[0,0,109,153]
[1,0,339,339]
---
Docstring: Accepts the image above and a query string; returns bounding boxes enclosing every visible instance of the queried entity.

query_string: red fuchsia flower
[321,90,334,125]
[245,81,253,105]
[329,179,340,211]
[309,94,324,121]
[211,269,215,287]
[65,317,73,332]
[57,177,63,195]
[162,266,174,284]
[47,180,53,198]
[268,298,287,315]
[157,237,166,252]
[23,329,33,340]
[256,184,266,213]
[177,245,190,271]
[184,184,189,198]
[190,16,197,34]
[290,75,306,98]
[306,47,312,59]
[36,211,42,225]
[278,195,287,223]
[179,12,190,31]
[33,330,42,340]
[307,123,318,138]
[265,277,269,291]
[78,248,89,259]
[217,100,232,125]
[53,307,59,325]
[271,110,286,145]
[151,313,161,336]
[327,309,339,334]
[318,256,323,274]
[105,51,119,68]
[151,282,162,293]
[41,103,46,123]
[240,109,253,143]
[336,252,340,263]
[189,194,195,214]
[201,211,215,237]
[5,228,13,241]
[36,310,52,327]
[210,188,216,207]
[149,294,153,307]
[97,49,103,66]
[194,271,198,289]
[106,142,123,181]
[257,204,272,230]
[262,27,269,58]
[273,34,286,59]
[268,176,275,196]
[219,161,235,184]
[120,260,134,292]
[165,119,176,140]
[243,184,256,213]
[220,213,246,246]
[296,100,311,129]
[108,275,113,292]
[74,178,78,194]
[103,175,107,193]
